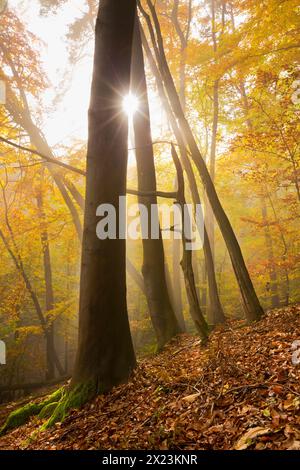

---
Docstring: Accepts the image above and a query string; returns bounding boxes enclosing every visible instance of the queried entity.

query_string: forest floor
[0,304,300,450]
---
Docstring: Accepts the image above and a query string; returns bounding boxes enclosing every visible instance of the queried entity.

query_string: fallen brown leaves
[0,304,300,450]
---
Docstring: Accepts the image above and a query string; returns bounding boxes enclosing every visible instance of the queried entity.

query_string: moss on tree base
[0,387,64,436]
[0,381,96,436]
[41,381,96,430]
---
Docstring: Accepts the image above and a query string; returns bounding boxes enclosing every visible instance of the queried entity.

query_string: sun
[123,93,139,118]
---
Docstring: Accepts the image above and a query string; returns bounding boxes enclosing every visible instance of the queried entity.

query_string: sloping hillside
[0,305,300,450]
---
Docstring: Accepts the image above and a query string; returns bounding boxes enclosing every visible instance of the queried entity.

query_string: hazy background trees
[0,0,299,393]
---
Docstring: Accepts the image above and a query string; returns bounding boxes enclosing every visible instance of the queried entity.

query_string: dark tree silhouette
[71,0,137,393]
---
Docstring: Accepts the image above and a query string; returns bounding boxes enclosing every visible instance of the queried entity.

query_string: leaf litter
[0,304,299,450]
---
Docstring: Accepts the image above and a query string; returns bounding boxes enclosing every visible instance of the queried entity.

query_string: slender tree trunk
[267,190,290,308]
[206,78,219,259]
[172,227,184,327]
[206,0,219,262]
[165,260,186,331]
[140,1,263,322]
[131,18,181,348]
[36,171,58,380]
[171,145,208,341]
[140,24,225,324]
[170,1,193,328]
[126,258,146,296]
[0,226,64,378]
[200,259,208,314]
[261,199,280,308]
[160,2,224,324]
[71,0,137,392]
[229,10,280,312]
[64,178,85,211]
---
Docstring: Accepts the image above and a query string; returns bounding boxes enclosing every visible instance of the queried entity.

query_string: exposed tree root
[0,381,96,435]
[41,382,96,430]
[0,388,64,436]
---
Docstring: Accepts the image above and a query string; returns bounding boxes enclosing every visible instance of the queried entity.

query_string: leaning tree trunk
[171,145,208,342]
[205,0,219,263]
[139,25,225,325]
[71,0,137,392]
[131,18,181,349]
[140,0,263,322]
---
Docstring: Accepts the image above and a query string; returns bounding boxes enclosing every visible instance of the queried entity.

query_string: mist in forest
[0,1,299,453]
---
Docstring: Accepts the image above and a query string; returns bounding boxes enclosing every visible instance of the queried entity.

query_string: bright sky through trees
[0,0,299,452]
[7,0,164,152]
[8,0,92,147]
[123,93,139,119]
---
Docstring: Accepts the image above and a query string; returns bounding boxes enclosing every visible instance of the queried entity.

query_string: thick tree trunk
[131,18,181,348]
[140,1,263,322]
[71,0,136,392]
[64,178,149,297]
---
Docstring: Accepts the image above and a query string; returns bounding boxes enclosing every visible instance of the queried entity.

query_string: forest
[0,0,300,455]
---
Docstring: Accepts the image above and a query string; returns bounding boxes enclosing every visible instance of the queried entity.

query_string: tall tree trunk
[172,226,184,327]
[140,0,263,322]
[71,0,137,392]
[206,0,219,262]
[0,181,64,378]
[0,226,64,378]
[36,170,58,380]
[126,258,146,296]
[170,0,192,327]
[165,260,186,332]
[267,190,290,308]
[171,145,208,341]
[131,18,181,348]
[140,24,225,324]
[206,81,219,261]
[229,11,279,312]
[200,259,208,314]
[261,199,280,309]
